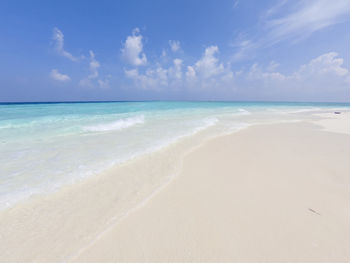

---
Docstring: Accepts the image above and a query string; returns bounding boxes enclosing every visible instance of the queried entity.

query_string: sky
[1,0,350,102]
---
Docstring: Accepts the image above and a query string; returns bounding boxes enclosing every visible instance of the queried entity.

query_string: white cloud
[52,28,78,62]
[87,50,100,79]
[79,51,109,88]
[124,45,234,91]
[267,61,280,72]
[169,40,181,52]
[297,52,348,77]
[232,0,350,61]
[50,69,71,82]
[169,59,183,79]
[121,28,147,66]
[125,67,168,90]
[247,63,286,82]
[186,66,196,79]
[246,52,349,84]
[263,0,289,18]
[113,25,350,100]
[97,78,110,89]
[122,40,350,100]
[182,46,235,90]
[161,49,167,57]
[125,59,185,90]
[125,68,139,79]
[194,46,224,78]
[232,52,350,100]
[266,0,350,43]
[231,38,257,61]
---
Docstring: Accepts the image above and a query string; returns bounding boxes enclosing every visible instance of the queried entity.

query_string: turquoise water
[1,101,349,208]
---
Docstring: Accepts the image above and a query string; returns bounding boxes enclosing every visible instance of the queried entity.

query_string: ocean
[1,101,349,208]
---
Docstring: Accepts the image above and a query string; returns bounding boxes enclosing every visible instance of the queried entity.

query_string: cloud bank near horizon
[33,1,350,101]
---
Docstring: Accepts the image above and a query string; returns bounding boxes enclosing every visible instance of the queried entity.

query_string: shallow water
[1,101,349,208]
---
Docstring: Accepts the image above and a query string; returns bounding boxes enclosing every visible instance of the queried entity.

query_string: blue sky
[1,0,350,102]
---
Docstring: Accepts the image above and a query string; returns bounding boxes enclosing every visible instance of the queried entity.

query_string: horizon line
[1,100,350,105]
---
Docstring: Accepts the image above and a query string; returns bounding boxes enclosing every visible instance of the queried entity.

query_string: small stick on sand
[309,208,321,215]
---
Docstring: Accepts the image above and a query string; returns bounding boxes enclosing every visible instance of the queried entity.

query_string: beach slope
[73,122,350,263]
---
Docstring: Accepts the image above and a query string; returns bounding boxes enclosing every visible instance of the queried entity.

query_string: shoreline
[0,105,344,211]
[1,112,350,262]
[0,116,247,262]
[73,121,350,263]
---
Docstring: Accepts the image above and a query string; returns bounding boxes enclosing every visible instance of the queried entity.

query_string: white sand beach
[1,112,350,262]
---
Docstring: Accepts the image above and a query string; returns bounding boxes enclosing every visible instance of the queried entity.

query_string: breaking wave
[84,115,145,132]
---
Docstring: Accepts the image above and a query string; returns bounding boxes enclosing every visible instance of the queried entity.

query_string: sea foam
[238,108,251,115]
[84,115,145,132]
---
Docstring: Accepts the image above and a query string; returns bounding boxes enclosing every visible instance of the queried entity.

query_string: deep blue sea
[1,101,349,208]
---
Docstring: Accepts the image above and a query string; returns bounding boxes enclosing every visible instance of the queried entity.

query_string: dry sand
[314,111,350,135]
[1,112,350,263]
[72,121,350,263]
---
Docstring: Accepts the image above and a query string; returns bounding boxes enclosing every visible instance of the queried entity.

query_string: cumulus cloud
[124,68,139,79]
[290,52,350,96]
[125,67,168,90]
[121,28,147,66]
[246,52,350,83]
[297,52,348,77]
[87,50,100,79]
[97,78,110,89]
[50,69,71,82]
[120,26,349,100]
[52,28,78,62]
[232,52,350,101]
[169,59,183,79]
[246,63,286,82]
[169,40,181,52]
[79,51,109,88]
[194,46,224,79]
[186,66,196,80]
[124,45,230,91]
[125,59,185,90]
